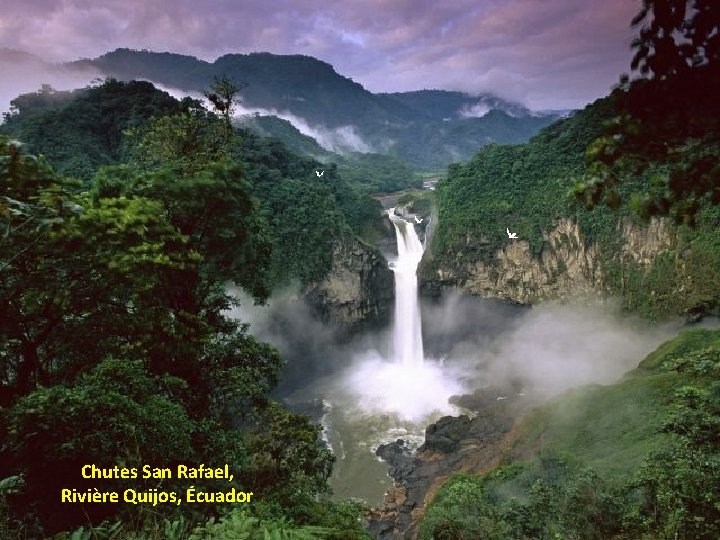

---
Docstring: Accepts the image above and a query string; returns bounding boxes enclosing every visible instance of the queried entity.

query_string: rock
[422,415,472,453]
[369,401,536,539]
[305,235,394,332]
[376,439,416,481]
[421,217,674,305]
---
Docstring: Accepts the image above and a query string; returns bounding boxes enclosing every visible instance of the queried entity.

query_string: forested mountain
[424,67,720,320]
[408,3,720,537]
[0,80,183,179]
[1,1,718,537]
[0,80,386,290]
[379,90,536,121]
[9,48,559,170]
[0,76,381,536]
[235,113,420,193]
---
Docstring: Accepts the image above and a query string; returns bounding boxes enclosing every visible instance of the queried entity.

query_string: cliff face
[305,236,394,330]
[423,217,674,305]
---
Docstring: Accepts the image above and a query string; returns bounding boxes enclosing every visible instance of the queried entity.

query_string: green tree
[630,0,719,80]
[119,111,273,298]
[631,384,720,538]
[243,402,334,521]
[574,0,720,224]
[1,139,204,396]
[0,359,196,535]
[204,75,243,138]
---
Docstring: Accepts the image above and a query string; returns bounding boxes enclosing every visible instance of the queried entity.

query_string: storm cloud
[0,0,638,109]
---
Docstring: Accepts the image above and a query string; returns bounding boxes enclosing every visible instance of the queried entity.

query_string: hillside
[59,48,559,170]
[420,328,720,539]
[234,113,421,192]
[0,80,392,304]
[423,90,720,319]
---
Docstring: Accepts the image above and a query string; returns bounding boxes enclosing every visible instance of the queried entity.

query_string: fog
[143,82,374,154]
[233,102,373,154]
[228,286,682,423]
[0,51,100,116]
[426,295,678,398]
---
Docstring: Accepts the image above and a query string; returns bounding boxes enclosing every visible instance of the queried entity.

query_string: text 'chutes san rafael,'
[81,464,234,481]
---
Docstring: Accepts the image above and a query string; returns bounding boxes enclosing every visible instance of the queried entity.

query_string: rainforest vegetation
[0,0,718,538]
[421,1,720,538]
[427,0,720,320]
[0,81,374,538]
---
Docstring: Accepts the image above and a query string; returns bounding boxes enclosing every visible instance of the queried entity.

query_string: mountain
[422,92,720,320]
[0,48,101,117]
[379,89,536,121]
[59,48,560,170]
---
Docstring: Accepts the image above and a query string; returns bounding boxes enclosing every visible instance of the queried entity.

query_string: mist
[228,286,684,423]
[428,296,679,399]
[234,103,374,154]
[0,50,100,116]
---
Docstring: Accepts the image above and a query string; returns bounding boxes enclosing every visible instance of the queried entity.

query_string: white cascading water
[342,207,463,423]
[388,208,425,366]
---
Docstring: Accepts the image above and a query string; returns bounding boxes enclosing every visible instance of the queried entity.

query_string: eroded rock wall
[424,217,673,305]
[305,236,394,330]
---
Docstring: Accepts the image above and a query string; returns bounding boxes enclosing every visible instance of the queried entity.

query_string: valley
[1,2,719,538]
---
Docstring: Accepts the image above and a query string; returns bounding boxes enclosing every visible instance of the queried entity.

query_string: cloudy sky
[0,0,639,109]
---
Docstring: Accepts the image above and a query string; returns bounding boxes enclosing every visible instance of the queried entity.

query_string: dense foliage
[0,80,384,290]
[428,86,720,318]
[54,48,559,170]
[335,153,421,193]
[0,77,372,537]
[0,80,183,180]
[421,329,720,540]
[429,0,719,318]
[431,96,616,259]
[237,113,422,193]
[574,0,720,223]
[421,4,720,537]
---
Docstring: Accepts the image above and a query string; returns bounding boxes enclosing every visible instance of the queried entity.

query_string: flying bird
[506,228,518,239]
[315,170,324,177]
[414,216,423,223]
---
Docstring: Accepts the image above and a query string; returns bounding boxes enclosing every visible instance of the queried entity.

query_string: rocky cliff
[305,235,394,330]
[422,217,674,306]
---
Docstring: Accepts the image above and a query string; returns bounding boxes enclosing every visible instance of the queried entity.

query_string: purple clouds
[0,0,639,108]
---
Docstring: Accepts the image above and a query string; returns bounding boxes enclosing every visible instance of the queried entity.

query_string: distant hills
[2,48,563,170]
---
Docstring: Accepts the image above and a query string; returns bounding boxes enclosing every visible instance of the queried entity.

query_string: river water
[284,209,468,504]
[229,208,686,506]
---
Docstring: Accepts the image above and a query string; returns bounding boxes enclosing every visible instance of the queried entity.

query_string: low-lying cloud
[234,102,373,154]
[435,297,678,397]
[123,82,374,154]
[0,50,100,116]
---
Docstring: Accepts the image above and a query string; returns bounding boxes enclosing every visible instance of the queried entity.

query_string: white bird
[414,216,423,224]
[496,396,507,401]
[506,228,518,239]
[315,170,324,177]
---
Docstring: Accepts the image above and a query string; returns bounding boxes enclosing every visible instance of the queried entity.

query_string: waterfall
[341,209,463,422]
[388,208,425,367]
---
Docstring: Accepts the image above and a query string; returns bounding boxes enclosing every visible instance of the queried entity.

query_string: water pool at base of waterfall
[283,210,463,505]
[284,352,466,505]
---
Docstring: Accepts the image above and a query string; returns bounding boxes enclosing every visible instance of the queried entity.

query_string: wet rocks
[367,397,538,539]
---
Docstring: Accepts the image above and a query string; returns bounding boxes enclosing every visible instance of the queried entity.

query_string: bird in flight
[414,216,423,223]
[315,170,324,177]
[506,228,518,239]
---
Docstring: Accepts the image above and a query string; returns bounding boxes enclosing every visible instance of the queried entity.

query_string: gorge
[1,2,718,534]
